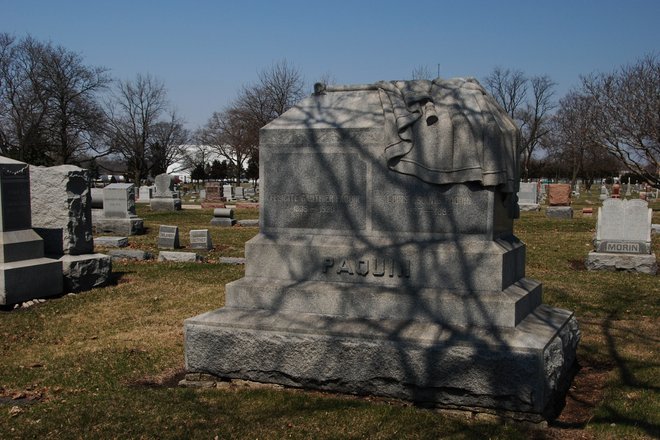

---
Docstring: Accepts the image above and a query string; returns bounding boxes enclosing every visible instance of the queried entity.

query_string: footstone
[184,78,579,420]
[158,251,202,262]
[60,254,112,293]
[108,249,153,261]
[546,206,573,219]
[94,236,128,248]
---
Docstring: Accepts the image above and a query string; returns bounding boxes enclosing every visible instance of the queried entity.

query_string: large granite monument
[184,78,580,420]
[585,198,657,274]
[29,165,111,293]
[0,156,62,305]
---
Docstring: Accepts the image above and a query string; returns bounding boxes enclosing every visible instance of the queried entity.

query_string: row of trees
[2,33,658,188]
[481,55,659,188]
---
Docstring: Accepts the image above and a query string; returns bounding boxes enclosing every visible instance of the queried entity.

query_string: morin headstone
[183,78,579,420]
[0,156,63,304]
[586,198,656,274]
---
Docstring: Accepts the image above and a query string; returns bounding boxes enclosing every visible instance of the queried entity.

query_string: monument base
[545,207,573,219]
[93,217,144,236]
[59,253,112,293]
[0,257,63,305]
[518,203,540,212]
[150,198,182,211]
[184,305,579,421]
[585,251,657,275]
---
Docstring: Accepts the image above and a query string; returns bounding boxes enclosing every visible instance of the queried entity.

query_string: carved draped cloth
[377,78,519,193]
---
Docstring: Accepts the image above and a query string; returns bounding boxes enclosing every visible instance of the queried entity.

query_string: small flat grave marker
[158,225,180,249]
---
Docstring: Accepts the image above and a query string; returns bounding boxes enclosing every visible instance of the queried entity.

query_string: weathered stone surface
[185,305,579,420]
[29,165,94,255]
[547,184,571,206]
[150,198,182,211]
[93,217,143,236]
[189,229,212,250]
[0,156,63,305]
[594,199,651,254]
[108,249,153,261]
[158,251,202,262]
[158,225,179,249]
[546,206,573,219]
[60,254,112,292]
[237,219,259,227]
[183,80,579,419]
[585,252,657,275]
[103,183,136,218]
[94,236,128,248]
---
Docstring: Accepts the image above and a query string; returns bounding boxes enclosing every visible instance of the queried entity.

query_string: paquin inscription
[322,257,411,278]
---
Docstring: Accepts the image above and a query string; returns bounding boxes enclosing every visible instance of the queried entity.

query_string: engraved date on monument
[323,257,410,278]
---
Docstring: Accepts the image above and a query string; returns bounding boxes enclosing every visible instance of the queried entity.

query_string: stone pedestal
[150,198,182,211]
[93,184,144,235]
[184,80,579,420]
[150,174,182,211]
[0,157,62,305]
[60,254,112,293]
[585,251,657,274]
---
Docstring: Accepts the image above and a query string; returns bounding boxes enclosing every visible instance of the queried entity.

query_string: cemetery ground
[1,198,658,439]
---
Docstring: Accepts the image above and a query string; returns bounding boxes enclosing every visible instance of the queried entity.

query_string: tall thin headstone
[184,78,579,420]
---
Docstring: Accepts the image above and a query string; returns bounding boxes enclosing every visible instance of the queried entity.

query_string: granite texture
[29,165,94,255]
[585,251,657,274]
[108,249,153,261]
[60,253,112,292]
[158,225,180,249]
[546,207,573,219]
[93,217,144,236]
[158,251,202,262]
[94,236,128,248]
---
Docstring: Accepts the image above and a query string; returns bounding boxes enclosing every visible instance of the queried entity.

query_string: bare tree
[105,73,169,183]
[201,59,306,181]
[483,67,527,118]
[581,54,660,187]
[0,34,109,165]
[484,68,556,178]
[148,111,189,176]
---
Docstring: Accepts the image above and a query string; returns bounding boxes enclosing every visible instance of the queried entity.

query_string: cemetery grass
[0,202,658,439]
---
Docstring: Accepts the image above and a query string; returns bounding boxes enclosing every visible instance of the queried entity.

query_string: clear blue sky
[1,0,658,130]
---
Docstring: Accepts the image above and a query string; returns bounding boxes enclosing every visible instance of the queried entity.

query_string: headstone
[94,236,129,248]
[611,183,621,199]
[150,173,182,211]
[158,225,180,249]
[29,165,94,255]
[189,229,213,250]
[517,182,540,211]
[599,185,609,201]
[234,187,245,200]
[108,249,153,261]
[184,78,579,420]
[223,184,234,201]
[546,184,573,219]
[586,199,656,274]
[90,187,104,209]
[0,156,63,305]
[210,208,236,226]
[625,178,632,197]
[93,183,144,235]
[137,186,153,202]
[204,182,222,202]
[199,189,207,200]
[158,251,202,262]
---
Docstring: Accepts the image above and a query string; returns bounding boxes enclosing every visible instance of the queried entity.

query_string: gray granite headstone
[158,225,180,249]
[518,182,539,211]
[0,156,63,304]
[595,199,652,254]
[184,79,579,420]
[154,173,176,198]
[223,184,234,201]
[189,229,213,250]
[103,183,136,219]
[29,165,94,255]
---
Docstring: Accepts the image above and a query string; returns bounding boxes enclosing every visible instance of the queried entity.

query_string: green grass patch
[0,197,658,439]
